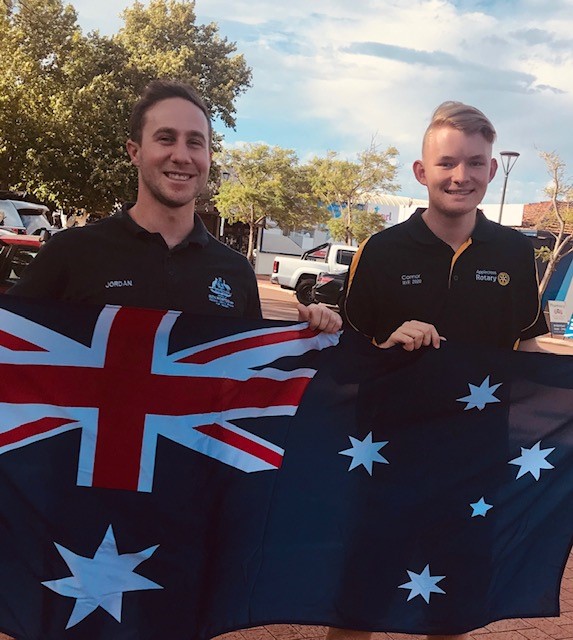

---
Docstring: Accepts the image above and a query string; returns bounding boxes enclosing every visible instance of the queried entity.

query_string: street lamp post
[498,151,520,224]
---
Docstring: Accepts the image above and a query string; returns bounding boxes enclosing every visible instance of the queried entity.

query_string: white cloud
[68,0,573,203]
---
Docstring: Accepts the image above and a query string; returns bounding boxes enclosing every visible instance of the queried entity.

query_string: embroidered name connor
[105,280,134,288]
[402,274,422,285]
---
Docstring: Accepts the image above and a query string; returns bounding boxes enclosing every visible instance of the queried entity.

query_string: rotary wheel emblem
[498,272,510,286]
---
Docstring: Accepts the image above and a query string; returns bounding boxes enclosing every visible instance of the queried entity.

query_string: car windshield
[19,212,51,234]
[336,250,355,266]
[0,204,25,231]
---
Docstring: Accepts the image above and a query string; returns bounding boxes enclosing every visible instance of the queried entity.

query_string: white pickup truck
[270,242,357,305]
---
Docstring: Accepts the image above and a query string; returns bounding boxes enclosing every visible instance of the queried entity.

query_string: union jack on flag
[0,302,338,492]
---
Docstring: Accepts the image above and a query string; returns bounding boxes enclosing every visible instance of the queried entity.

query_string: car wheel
[295,278,315,305]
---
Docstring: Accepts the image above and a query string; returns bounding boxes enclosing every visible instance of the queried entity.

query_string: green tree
[0,0,84,194]
[0,0,252,214]
[535,151,573,296]
[307,140,399,244]
[328,208,386,244]
[214,144,326,263]
[115,0,251,130]
[20,30,138,212]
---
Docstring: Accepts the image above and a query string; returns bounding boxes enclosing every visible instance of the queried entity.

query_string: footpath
[537,334,573,355]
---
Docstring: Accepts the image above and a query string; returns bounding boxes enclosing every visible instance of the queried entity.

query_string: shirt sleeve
[343,239,380,340]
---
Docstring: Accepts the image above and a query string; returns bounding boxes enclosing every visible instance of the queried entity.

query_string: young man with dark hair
[129,79,213,145]
[10,79,341,333]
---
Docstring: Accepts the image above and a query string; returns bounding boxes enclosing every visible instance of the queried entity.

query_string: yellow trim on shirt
[344,238,371,336]
[448,238,472,288]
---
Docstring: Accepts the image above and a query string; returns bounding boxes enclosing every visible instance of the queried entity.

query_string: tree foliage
[213,140,401,260]
[0,0,251,214]
[535,151,573,297]
[328,209,386,244]
[213,144,327,263]
[306,140,399,244]
[116,0,250,130]
[0,0,84,195]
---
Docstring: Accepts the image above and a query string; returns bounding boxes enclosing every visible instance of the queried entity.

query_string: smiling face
[126,97,212,210]
[413,126,498,219]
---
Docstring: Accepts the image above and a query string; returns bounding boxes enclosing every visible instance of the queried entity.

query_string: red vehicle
[0,232,42,293]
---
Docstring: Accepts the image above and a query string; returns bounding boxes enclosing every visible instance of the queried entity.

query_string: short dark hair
[423,101,497,150]
[129,79,212,145]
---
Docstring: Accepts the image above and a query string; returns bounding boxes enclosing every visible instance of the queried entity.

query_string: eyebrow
[152,127,207,140]
[437,154,487,161]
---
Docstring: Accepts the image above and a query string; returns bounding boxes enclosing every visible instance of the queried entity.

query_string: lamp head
[499,151,520,175]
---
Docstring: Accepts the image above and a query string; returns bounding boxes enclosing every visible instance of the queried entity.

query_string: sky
[70,0,573,205]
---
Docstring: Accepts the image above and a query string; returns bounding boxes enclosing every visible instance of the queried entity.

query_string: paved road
[257,276,300,322]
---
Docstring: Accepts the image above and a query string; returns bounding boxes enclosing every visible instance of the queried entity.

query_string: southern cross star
[399,564,446,604]
[457,375,502,411]
[470,497,493,517]
[339,432,389,475]
[509,440,555,481]
[42,524,163,629]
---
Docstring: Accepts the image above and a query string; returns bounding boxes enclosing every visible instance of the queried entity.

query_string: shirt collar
[470,209,497,242]
[407,207,495,245]
[407,208,440,245]
[118,203,210,249]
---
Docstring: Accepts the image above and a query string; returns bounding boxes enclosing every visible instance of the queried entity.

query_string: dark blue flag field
[1,296,573,640]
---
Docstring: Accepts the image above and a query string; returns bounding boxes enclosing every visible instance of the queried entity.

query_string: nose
[451,163,469,184]
[170,139,191,164]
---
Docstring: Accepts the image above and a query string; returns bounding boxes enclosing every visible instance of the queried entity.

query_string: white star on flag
[339,432,389,475]
[470,497,493,517]
[399,564,446,603]
[457,375,502,411]
[509,441,555,481]
[42,525,163,629]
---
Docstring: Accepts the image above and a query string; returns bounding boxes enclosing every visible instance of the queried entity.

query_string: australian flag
[0,296,572,640]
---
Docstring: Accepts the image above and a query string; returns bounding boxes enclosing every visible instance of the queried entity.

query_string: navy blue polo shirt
[345,209,547,349]
[9,205,262,320]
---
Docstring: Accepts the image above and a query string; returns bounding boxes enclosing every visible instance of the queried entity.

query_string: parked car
[0,197,55,235]
[0,233,43,293]
[270,242,357,305]
[311,271,346,308]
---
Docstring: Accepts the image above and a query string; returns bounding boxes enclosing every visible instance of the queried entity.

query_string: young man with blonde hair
[344,100,547,353]
[328,101,548,640]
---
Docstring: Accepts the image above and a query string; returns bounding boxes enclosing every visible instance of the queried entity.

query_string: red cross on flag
[0,304,337,493]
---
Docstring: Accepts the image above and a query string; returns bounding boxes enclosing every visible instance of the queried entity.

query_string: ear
[488,157,498,183]
[126,139,140,167]
[413,159,427,186]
